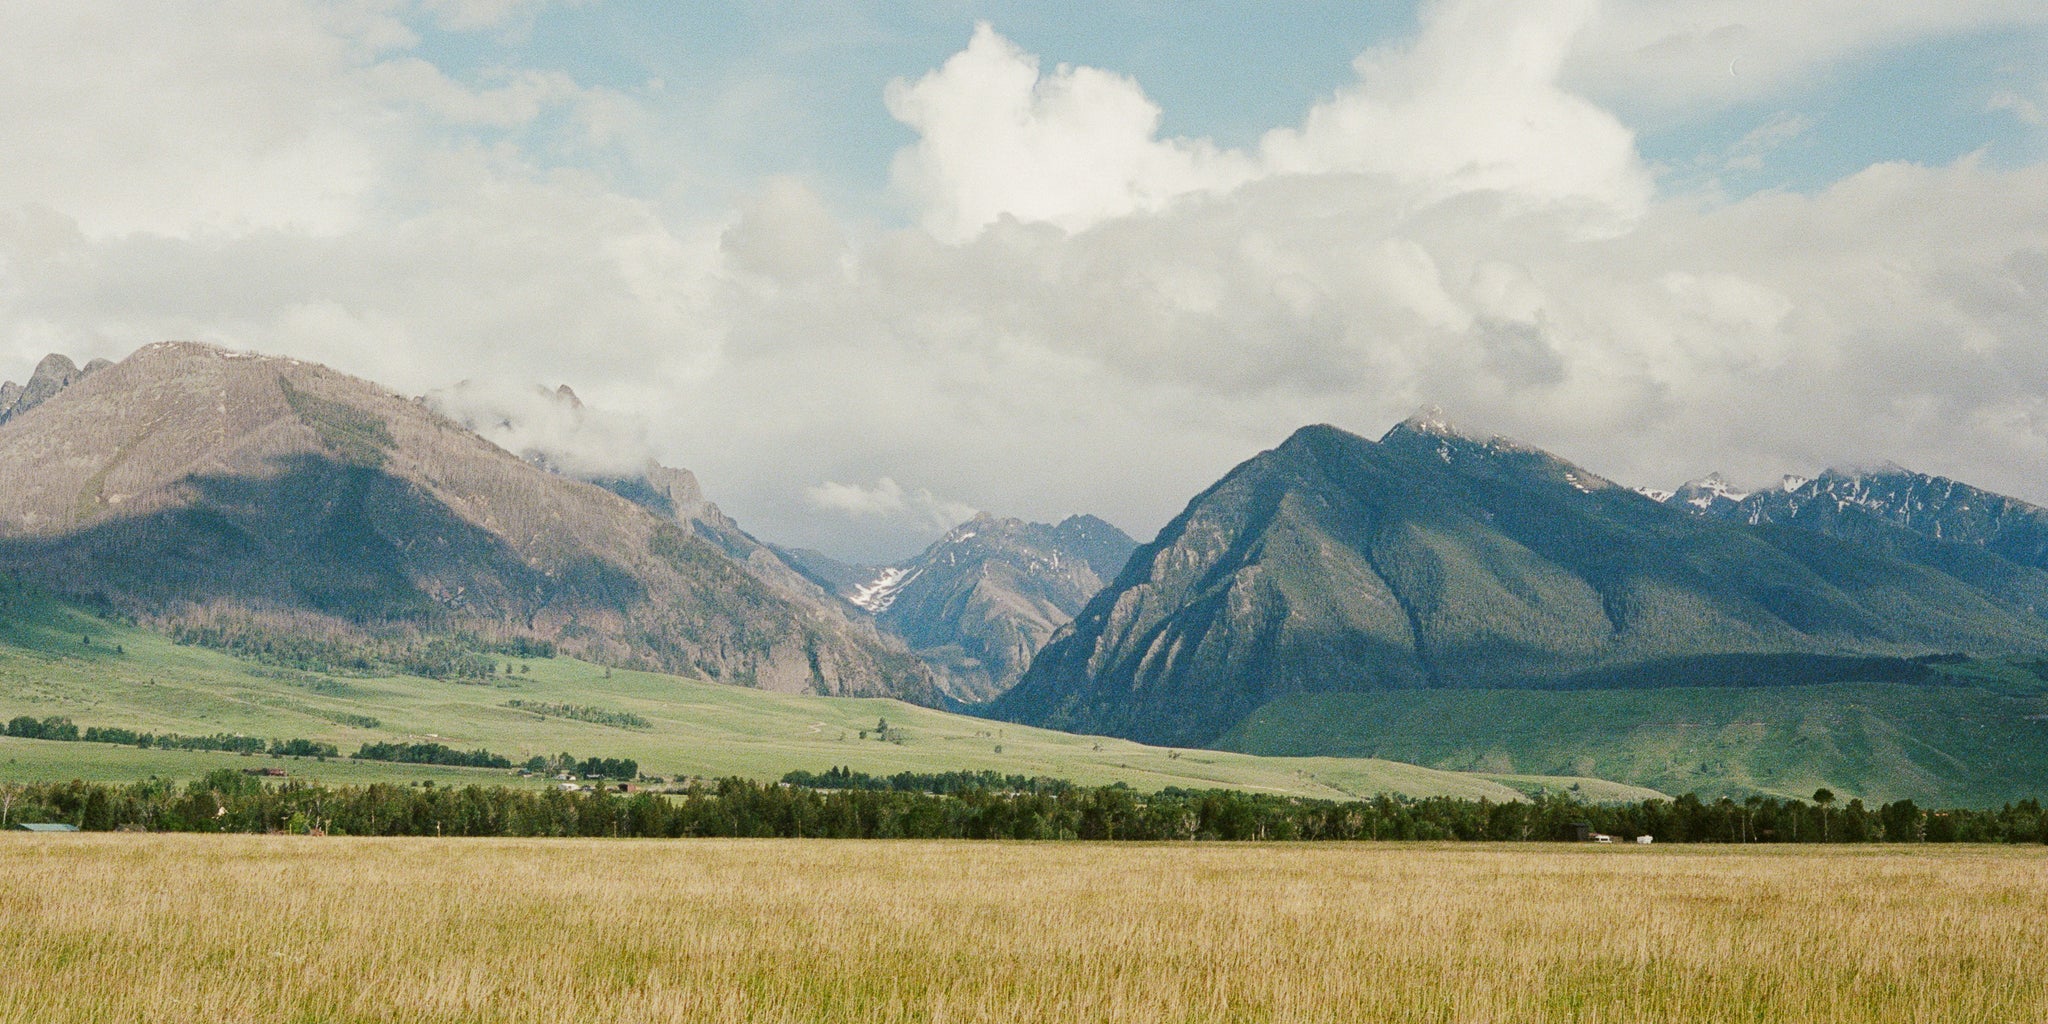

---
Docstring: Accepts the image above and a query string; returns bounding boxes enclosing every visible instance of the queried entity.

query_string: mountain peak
[1400,404,1454,436]
[2,351,107,426]
[1664,473,1753,516]
[1819,460,1910,482]
[133,340,258,362]
[1380,406,1496,446]
[1055,512,1118,534]
[944,512,1001,540]
[29,352,79,379]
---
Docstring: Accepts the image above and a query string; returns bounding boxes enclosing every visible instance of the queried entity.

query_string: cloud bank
[3,1,2047,561]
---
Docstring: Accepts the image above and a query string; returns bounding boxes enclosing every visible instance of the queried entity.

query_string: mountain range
[1677,465,2048,574]
[987,414,2048,799]
[6,342,2048,802]
[780,514,1137,702]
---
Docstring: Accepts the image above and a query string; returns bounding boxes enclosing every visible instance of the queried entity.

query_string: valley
[8,344,2048,808]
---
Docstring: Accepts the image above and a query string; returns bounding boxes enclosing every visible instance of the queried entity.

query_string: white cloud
[680,8,2048,556]
[0,1,394,238]
[806,477,978,535]
[5,0,2048,565]
[416,0,576,33]
[423,378,659,479]
[721,178,848,284]
[1260,0,1651,230]
[0,0,712,402]
[1567,1,2048,117]
[885,22,1255,242]
[1991,85,2047,127]
[1719,111,1812,171]
[886,6,1651,242]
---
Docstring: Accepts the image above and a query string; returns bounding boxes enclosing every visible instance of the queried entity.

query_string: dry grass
[1,836,2042,1023]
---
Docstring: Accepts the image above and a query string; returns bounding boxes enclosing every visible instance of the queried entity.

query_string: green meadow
[0,584,1656,801]
[1220,668,2048,807]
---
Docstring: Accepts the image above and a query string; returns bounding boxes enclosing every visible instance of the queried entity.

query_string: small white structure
[1635,835,1654,845]
[1592,833,1614,844]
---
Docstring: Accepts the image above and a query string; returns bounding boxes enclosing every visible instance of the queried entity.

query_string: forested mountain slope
[993,415,2048,748]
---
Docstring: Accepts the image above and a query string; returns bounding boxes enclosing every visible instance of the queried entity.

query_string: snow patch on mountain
[1665,472,1753,515]
[850,566,921,613]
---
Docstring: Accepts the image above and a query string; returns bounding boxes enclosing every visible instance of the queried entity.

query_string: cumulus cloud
[886,5,1650,241]
[686,4,2048,555]
[885,23,1255,242]
[1260,0,1651,229]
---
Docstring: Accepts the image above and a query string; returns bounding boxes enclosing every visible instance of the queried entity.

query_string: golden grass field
[2,836,2042,1023]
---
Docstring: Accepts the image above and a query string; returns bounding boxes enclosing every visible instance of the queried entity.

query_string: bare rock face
[838,513,1139,703]
[0,353,100,426]
[0,342,939,703]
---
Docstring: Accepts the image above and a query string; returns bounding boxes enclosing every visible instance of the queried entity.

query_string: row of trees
[6,718,635,775]
[4,771,2044,843]
[781,767,1077,796]
[503,700,649,729]
[351,741,510,769]
[163,607,556,680]
[5,716,336,756]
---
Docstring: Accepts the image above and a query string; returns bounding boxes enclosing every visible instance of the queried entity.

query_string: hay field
[1,836,2042,1023]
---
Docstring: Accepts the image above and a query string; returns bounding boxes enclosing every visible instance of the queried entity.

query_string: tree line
[781,766,1077,796]
[4,717,632,777]
[3,770,2044,843]
[6,715,336,756]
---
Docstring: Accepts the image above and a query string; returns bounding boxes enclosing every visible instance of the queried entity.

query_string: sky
[3,1,2048,562]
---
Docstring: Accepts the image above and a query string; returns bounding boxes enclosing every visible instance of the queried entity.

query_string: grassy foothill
[1,835,2043,1023]
[0,585,1658,802]
[1222,669,2048,806]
